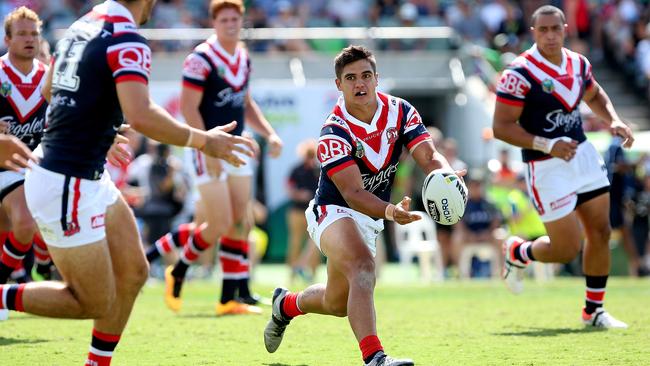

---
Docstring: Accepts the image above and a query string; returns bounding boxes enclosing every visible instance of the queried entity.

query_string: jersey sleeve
[106,35,151,85]
[182,52,212,91]
[317,124,355,178]
[496,68,531,107]
[400,100,431,152]
[580,54,595,90]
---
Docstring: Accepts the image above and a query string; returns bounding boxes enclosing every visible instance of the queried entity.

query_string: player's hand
[202,121,255,167]
[107,134,131,167]
[0,121,10,134]
[611,120,634,148]
[393,196,422,225]
[0,135,36,171]
[267,133,283,158]
[550,138,578,162]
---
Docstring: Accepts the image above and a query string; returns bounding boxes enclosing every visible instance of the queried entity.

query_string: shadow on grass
[263,364,309,366]
[493,327,605,337]
[0,337,49,346]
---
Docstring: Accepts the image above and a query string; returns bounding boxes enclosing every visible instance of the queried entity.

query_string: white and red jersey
[314,92,430,216]
[182,35,251,136]
[496,44,594,162]
[0,55,48,153]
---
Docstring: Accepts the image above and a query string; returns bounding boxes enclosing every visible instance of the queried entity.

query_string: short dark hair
[334,45,377,79]
[531,5,566,27]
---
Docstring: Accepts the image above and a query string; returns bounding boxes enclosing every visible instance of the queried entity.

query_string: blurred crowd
[1,0,649,97]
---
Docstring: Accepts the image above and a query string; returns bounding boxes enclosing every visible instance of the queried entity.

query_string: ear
[375,73,379,86]
[335,78,341,91]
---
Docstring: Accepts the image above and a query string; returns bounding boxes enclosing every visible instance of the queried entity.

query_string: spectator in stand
[445,0,486,45]
[452,175,502,274]
[440,138,468,172]
[269,1,311,53]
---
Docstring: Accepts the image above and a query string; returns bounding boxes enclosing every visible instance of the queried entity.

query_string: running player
[0,1,254,365]
[147,0,282,315]
[493,5,632,328]
[264,45,459,366]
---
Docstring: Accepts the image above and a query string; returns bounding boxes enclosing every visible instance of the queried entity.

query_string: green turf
[1,267,648,365]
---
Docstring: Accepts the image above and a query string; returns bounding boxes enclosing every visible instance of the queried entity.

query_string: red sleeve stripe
[496,96,524,106]
[115,74,148,84]
[406,135,431,151]
[183,80,204,91]
[326,160,355,178]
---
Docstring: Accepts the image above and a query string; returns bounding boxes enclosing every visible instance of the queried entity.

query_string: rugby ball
[421,169,468,225]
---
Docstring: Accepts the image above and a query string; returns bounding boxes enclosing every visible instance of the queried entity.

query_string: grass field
[1,265,649,366]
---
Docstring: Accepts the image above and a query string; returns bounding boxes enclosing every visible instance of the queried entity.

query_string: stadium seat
[393,212,444,282]
[458,243,500,279]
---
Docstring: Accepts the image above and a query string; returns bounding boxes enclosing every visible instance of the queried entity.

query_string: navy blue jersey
[41,1,151,180]
[315,92,431,216]
[182,36,251,136]
[0,56,47,153]
[496,45,594,162]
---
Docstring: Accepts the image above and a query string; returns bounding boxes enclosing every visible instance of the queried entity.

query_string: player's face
[213,8,243,42]
[531,13,566,56]
[336,59,378,107]
[140,0,157,26]
[5,19,40,61]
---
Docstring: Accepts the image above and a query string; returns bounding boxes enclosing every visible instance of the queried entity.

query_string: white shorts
[305,199,384,257]
[0,169,25,201]
[24,163,120,248]
[525,141,609,222]
[188,147,253,186]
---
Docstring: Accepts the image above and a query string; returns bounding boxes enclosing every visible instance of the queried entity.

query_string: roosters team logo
[385,127,398,144]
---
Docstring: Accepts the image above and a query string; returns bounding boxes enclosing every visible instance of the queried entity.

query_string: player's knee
[11,216,37,242]
[121,258,149,292]
[591,225,612,245]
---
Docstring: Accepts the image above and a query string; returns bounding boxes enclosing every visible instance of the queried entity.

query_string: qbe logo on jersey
[318,136,352,166]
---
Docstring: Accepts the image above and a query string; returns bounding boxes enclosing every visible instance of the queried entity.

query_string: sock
[0,284,26,311]
[0,233,32,284]
[148,223,194,262]
[86,328,121,366]
[219,237,245,303]
[585,275,608,314]
[280,292,305,319]
[512,241,535,263]
[237,240,251,299]
[360,335,384,364]
[171,227,212,280]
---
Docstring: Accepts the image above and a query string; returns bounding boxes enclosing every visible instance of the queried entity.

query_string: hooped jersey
[41,0,151,180]
[0,55,47,153]
[496,44,594,162]
[182,35,251,136]
[315,92,431,215]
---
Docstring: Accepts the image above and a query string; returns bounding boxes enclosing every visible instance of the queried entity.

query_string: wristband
[185,128,206,150]
[532,136,551,154]
[385,204,396,221]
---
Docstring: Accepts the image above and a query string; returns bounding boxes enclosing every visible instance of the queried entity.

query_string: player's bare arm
[116,81,255,166]
[330,164,420,225]
[244,92,283,158]
[493,101,577,161]
[582,81,634,148]
[410,139,465,177]
[180,83,207,131]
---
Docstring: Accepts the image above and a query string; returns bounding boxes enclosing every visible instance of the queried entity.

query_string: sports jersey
[314,92,431,216]
[181,35,251,136]
[496,44,593,162]
[40,0,151,180]
[0,55,47,154]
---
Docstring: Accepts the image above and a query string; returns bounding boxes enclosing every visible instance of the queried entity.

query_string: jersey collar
[530,44,567,75]
[93,0,138,27]
[337,93,384,134]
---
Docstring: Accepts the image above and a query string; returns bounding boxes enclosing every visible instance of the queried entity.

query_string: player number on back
[53,39,88,92]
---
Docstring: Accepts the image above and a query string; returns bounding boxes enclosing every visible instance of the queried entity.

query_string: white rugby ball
[421,169,468,225]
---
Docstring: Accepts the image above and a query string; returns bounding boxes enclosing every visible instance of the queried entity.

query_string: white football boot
[582,308,628,329]
[502,236,529,294]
